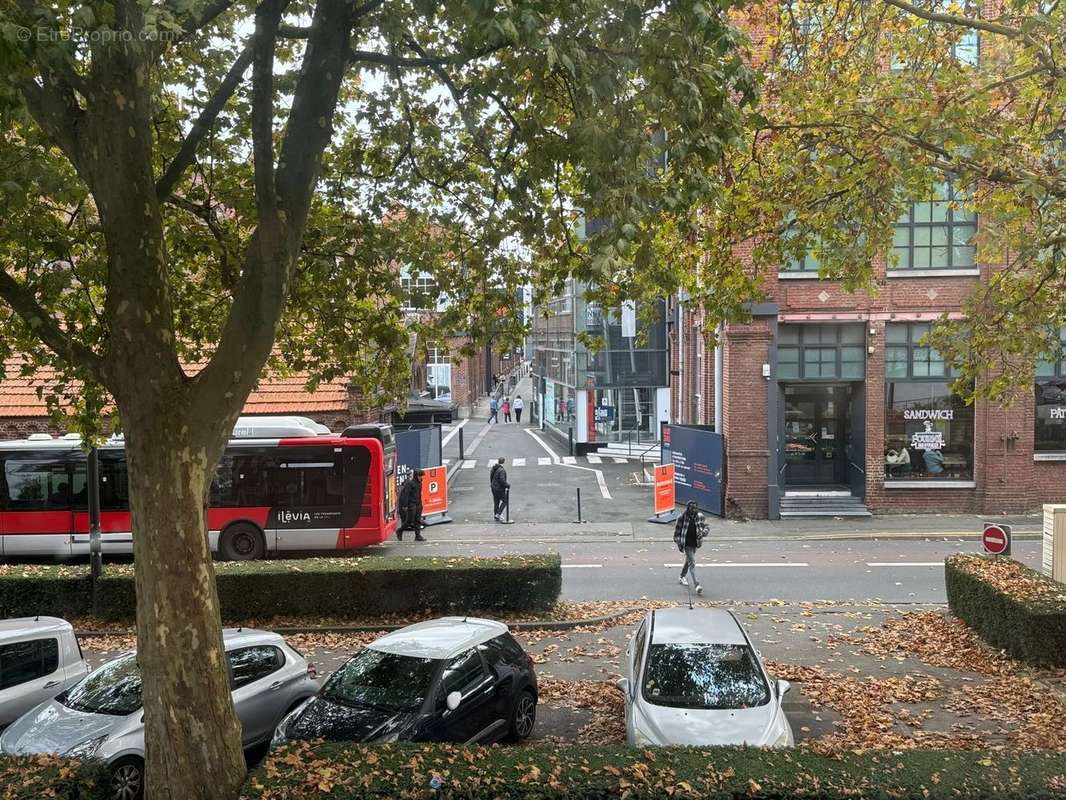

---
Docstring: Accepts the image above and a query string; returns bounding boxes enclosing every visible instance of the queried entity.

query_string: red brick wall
[722,319,773,519]
[0,417,66,439]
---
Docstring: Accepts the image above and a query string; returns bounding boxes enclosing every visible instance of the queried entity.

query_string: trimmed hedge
[945,554,1066,667]
[0,754,107,800]
[0,555,561,622]
[243,743,1066,799]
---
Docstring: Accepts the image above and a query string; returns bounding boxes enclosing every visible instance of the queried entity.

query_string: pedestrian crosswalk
[443,455,633,468]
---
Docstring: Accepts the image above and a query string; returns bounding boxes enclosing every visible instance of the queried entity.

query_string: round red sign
[982,524,1009,555]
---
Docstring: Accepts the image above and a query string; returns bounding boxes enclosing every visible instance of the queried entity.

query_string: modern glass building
[531,279,670,452]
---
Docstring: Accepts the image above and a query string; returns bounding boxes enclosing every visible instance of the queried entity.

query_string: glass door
[783,385,849,486]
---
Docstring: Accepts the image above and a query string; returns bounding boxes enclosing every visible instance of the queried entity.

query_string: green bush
[945,554,1066,667]
[0,555,561,623]
[0,755,107,800]
[244,743,1066,799]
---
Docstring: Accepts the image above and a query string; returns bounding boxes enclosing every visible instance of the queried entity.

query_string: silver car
[0,628,317,800]
[0,617,90,729]
[617,608,794,747]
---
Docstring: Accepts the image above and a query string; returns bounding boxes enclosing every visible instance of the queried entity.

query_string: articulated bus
[0,419,398,560]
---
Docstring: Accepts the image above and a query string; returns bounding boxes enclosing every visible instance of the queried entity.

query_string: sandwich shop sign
[905,408,952,451]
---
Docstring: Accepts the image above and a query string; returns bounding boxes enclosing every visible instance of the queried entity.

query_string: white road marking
[586,455,602,464]
[443,459,451,465]
[866,562,943,567]
[562,564,603,569]
[512,458,526,467]
[611,457,628,463]
[465,419,493,456]
[440,418,469,448]
[663,562,810,568]
[460,460,477,469]
[562,456,577,464]
[537,457,552,466]
[524,429,612,499]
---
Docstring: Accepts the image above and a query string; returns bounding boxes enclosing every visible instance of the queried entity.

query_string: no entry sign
[982,523,1012,556]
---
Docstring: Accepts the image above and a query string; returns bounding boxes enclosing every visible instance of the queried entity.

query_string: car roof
[650,608,748,646]
[221,627,285,650]
[369,617,508,660]
[0,617,73,642]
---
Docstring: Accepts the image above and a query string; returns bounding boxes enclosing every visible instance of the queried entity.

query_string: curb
[405,531,1043,545]
[74,608,639,639]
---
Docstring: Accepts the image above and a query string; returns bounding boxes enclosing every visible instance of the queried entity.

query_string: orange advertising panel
[421,466,449,516]
[653,464,675,515]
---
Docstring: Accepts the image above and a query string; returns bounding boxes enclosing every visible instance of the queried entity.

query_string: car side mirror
[615,677,630,696]
[445,691,462,712]
[777,679,791,697]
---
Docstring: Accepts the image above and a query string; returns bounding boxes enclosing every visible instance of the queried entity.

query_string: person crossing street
[673,501,706,594]
[489,457,510,521]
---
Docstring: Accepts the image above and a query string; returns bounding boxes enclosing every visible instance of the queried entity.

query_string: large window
[1035,327,1066,454]
[400,273,440,310]
[425,347,452,401]
[778,324,865,380]
[884,323,974,482]
[891,182,976,271]
[0,456,70,511]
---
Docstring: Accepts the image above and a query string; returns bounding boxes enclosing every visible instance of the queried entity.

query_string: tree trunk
[124,420,246,800]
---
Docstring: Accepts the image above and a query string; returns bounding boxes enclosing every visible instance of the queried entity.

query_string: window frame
[777,324,866,381]
[0,637,61,691]
[1035,327,1066,455]
[891,182,977,273]
[883,322,954,380]
[227,645,285,690]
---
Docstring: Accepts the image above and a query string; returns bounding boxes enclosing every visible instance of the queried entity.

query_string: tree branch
[165,194,237,289]
[251,0,286,216]
[348,40,509,69]
[17,79,83,170]
[880,0,1019,37]
[0,269,104,378]
[181,0,239,37]
[156,44,254,201]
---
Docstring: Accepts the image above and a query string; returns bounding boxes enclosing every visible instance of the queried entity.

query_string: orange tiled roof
[0,358,351,418]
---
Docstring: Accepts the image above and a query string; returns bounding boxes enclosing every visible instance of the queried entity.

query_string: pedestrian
[513,394,524,424]
[673,501,706,595]
[501,397,512,423]
[488,394,499,423]
[489,457,510,521]
[397,469,426,541]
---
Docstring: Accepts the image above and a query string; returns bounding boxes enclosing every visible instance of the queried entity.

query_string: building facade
[531,279,671,453]
[667,198,1066,519]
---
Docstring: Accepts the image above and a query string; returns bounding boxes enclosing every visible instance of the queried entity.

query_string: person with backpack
[489,457,510,521]
[673,501,706,595]
[397,469,426,541]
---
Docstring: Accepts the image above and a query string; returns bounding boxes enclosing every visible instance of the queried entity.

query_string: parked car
[0,617,89,731]
[273,616,536,746]
[0,628,317,800]
[617,608,793,748]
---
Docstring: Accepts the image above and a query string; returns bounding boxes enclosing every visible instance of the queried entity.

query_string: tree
[683,0,1065,399]
[0,1,756,796]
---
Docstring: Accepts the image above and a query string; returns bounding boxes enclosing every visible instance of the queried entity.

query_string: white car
[0,617,89,729]
[1,628,317,800]
[617,608,793,747]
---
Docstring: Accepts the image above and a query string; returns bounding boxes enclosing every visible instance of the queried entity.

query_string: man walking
[397,469,426,541]
[488,395,499,423]
[513,394,524,424]
[489,457,510,521]
[673,501,705,595]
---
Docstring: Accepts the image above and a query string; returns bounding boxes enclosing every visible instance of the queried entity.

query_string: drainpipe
[714,323,723,433]
[677,293,684,424]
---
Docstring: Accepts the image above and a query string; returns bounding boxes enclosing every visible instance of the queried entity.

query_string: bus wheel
[219,523,265,561]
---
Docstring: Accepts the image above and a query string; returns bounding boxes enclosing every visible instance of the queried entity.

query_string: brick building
[667,232,1066,520]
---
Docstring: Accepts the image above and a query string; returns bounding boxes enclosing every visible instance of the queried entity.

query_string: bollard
[505,487,510,524]
[458,427,465,462]
[568,427,574,457]
[573,487,584,524]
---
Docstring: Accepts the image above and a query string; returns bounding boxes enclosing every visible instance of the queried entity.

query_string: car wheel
[109,756,144,800]
[507,689,537,742]
[219,523,265,561]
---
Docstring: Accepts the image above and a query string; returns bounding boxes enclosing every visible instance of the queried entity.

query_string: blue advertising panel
[661,424,724,516]
[395,425,443,483]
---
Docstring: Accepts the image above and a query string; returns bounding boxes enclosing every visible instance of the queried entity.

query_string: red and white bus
[0,420,398,560]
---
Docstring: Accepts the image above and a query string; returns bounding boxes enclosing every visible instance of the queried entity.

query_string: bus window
[99,452,130,512]
[273,447,344,508]
[1,456,70,511]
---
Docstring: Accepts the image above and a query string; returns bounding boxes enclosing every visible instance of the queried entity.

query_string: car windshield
[642,643,770,710]
[59,654,143,716]
[321,648,439,713]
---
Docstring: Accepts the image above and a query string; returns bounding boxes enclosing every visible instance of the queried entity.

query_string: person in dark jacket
[672,501,705,594]
[489,458,510,521]
[397,470,426,541]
